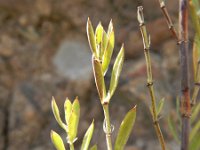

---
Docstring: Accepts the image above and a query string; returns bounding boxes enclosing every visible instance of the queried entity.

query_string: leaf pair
[87,18,114,73]
[88,18,124,104]
[51,97,95,150]
[52,97,80,144]
[150,98,165,117]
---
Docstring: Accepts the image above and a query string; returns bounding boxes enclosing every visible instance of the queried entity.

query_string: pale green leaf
[156,98,165,115]
[68,98,80,144]
[167,116,180,143]
[109,45,124,98]
[50,130,66,150]
[90,145,97,150]
[100,31,108,59]
[81,121,95,150]
[114,106,136,150]
[193,35,200,81]
[102,28,115,75]
[87,18,97,55]
[51,97,66,130]
[95,22,104,44]
[64,98,72,125]
[92,56,106,102]
[107,19,113,37]
[189,1,200,37]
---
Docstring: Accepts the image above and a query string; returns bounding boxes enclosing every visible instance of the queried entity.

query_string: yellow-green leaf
[100,31,108,59]
[191,102,200,123]
[107,19,113,37]
[68,98,80,144]
[51,97,66,130]
[92,56,106,102]
[189,1,200,37]
[102,28,115,75]
[190,117,200,142]
[189,132,200,150]
[50,130,66,150]
[109,45,124,99]
[114,106,136,150]
[90,145,97,150]
[64,98,72,125]
[156,98,165,115]
[193,35,200,81]
[81,121,95,150]
[95,22,104,44]
[87,18,97,56]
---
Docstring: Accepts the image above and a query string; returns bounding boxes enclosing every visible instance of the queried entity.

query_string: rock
[53,39,92,80]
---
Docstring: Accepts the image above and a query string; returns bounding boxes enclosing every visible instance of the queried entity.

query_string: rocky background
[0,0,196,150]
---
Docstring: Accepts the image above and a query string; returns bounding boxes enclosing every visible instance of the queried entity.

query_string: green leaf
[109,45,124,99]
[68,98,80,144]
[100,31,108,59]
[191,102,200,123]
[114,106,136,150]
[102,27,115,75]
[51,97,66,130]
[95,22,104,45]
[92,56,106,102]
[156,98,165,115]
[167,116,180,143]
[189,132,200,150]
[87,18,97,56]
[193,35,200,81]
[64,98,72,125]
[81,121,95,150]
[90,145,97,150]
[50,130,66,150]
[190,118,200,142]
[189,1,200,37]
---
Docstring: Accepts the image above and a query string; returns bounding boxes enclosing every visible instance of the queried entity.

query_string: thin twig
[157,0,180,42]
[179,0,191,150]
[137,6,166,150]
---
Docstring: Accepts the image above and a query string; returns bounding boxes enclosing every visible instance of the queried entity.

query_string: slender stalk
[69,144,75,150]
[137,6,166,150]
[179,0,191,150]
[157,0,180,42]
[103,103,113,150]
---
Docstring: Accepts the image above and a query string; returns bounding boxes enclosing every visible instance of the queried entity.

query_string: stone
[53,39,92,80]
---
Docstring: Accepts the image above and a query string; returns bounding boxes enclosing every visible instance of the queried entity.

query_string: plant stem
[69,144,75,150]
[179,0,191,150]
[103,103,113,150]
[137,6,166,150]
[157,0,179,41]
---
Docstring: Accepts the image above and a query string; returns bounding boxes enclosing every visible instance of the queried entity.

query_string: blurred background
[0,0,196,150]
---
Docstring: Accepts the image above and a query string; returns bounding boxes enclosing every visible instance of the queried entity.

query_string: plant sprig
[137,6,166,150]
[87,18,136,150]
